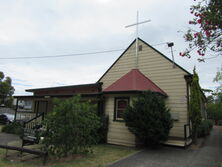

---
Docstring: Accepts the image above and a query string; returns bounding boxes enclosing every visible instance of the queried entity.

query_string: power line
[198,54,221,62]
[204,54,220,60]
[0,42,168,60]
[152,42,168,46]
[0,49,124,60]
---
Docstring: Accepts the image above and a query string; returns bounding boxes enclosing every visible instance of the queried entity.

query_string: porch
[13,95,52,122]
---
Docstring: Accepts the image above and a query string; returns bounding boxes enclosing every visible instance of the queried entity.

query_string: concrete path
[0,132,21,145]
[108,126,222,167]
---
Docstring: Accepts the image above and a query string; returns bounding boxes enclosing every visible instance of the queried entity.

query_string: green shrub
[189,68,202,143]
[217,162,222,167]
[42,95,101,158]
[206,120,214,130]
[197,120,211,137]
[123,91,173,147]
[2,122,23,135]
[207,102,222,125]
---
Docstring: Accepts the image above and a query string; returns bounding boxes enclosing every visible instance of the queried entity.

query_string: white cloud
[0,63,107,95]
[0,17,39,43]
[0,0,220,97]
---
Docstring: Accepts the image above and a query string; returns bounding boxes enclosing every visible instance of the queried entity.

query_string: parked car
[0,113,15,124]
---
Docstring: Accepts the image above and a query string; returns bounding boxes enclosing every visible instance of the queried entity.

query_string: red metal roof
[103,69,167,95]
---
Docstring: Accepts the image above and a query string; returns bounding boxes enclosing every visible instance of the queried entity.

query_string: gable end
[139,38,191,75]
[97,39,136,82]
[97,38,191,83]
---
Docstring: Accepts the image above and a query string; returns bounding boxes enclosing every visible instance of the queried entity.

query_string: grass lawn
[0,144,138,167]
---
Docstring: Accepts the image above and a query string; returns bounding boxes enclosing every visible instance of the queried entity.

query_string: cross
[125,11,151,68]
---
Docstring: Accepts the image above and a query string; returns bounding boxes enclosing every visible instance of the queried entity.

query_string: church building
[15,38,207,147]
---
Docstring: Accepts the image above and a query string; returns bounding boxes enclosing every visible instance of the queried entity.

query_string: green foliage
[206,67,222,125]
[213,67,222,93]
[197,120,213,137]
[42,95,101,158]
[214,68,222,82]
[181,0,222,61]
[123,91,173,147]
[207,102,222,125]
[0,71,14,107]
[1,122,23,135]
[206,119,214,130]
[206,95,214,103]
[217,162,222,167]
[190,67,202,143]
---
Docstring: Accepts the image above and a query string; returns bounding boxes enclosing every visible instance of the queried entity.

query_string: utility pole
[167,42,175,68]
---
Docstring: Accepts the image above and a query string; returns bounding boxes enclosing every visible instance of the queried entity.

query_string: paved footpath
[108,126,222,167]
[0,132,21,145]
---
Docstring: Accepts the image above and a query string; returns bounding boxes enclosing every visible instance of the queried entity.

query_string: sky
[0,0,221,95]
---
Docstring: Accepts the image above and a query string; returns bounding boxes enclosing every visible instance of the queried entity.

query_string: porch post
[97,97,105,117]
[14,98,19,122]
[45,101,48,115]
[35,101,39,117]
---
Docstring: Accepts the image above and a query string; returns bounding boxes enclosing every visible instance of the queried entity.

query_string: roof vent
[139,45,143,51]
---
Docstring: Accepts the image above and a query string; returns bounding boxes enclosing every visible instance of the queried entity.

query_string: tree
[206,67,222,124]
[206,95,214,103]
[207,102,222,125]
[190,67,202,143]
[0,71,14,107]
[42,95,101,158]
[181,0,222,61]
[123,91,173,147]
[213,67,222,93]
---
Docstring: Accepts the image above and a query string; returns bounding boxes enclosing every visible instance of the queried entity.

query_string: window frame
[114,97,130,121]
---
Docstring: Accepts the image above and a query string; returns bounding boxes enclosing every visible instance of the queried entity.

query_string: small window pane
[115,98,129,119]
[118,100,127,108]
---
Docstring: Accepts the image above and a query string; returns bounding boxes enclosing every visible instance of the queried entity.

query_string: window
[114,97,129,121]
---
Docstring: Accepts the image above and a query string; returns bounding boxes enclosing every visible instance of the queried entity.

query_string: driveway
[108,126,222,167]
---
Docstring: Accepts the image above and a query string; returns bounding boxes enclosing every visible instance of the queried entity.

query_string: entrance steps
[164,137,192,148]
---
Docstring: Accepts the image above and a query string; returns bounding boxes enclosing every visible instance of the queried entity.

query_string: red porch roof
[103,69,167,96]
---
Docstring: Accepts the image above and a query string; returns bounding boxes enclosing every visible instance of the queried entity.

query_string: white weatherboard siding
[100,39,190,146]
[105,94,136,147]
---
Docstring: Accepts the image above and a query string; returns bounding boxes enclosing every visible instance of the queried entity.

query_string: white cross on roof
[125,11,151,69]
